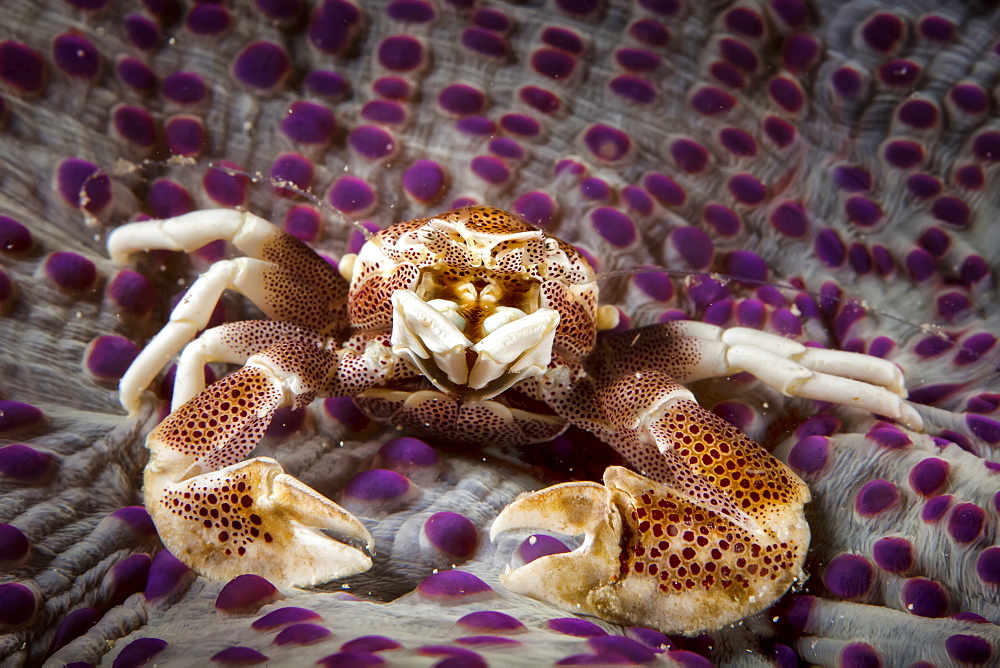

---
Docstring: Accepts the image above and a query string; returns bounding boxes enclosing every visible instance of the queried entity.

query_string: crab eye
[418,228,439,244]
[543,238,559,253]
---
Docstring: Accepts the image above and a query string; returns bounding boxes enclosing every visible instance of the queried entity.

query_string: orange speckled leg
[493,369,810,635]
[144,339,373,586]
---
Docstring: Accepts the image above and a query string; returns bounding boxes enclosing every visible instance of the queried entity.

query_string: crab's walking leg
[108,209,349,413]
[494,369,810,635]
[599,322,922,430]
[144,338,373,586]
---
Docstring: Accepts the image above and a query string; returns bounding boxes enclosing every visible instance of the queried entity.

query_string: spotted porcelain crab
[108,206,923,635]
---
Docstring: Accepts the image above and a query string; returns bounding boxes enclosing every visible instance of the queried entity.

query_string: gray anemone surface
[1,0,999,666]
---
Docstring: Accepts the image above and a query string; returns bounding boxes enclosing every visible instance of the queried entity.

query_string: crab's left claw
[492,464,810,636]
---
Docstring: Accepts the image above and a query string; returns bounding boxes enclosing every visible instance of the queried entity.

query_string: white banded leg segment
[108,209,281,264]
[173,320,328,410]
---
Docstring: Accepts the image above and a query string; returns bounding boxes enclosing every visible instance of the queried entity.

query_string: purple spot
[784,34,819,73]
[280,101,336,145]
[727,173,766,205]
[51,607,101,651]
[164,115,205,156]
[583,124,630,163]
[269,153,315,198]
[85,336,140,381]
[831,66,864,98]
[815,228,846,267]
[0,41,45,93]
[643,173,685,207]
[123,14,161,51]
[349,125,397,161]
[517,533,570,564]
[471,8,510,32]
[872,536,913,573]
[866,427,910,450]
[703,300,733,326]
[470,156,510,186]
[324,397,370,432]
[424,512,478,560]
[609,76,656,104]
[461,27,507,59]
[633,269,673,302]
[839,643,881,668]
[878,59,921,87]
[361,100,406,126]
[587,636,657,663]
[905,248,936,283]
[763,115,796,147]
[849,243,872,274]
[147,178,193,219]
[956,332,995,365]
[0,582,37,627]
[116,56,156,92]
[283,206,320,242]
[788,436,829,476]
[630,19,670,47]
[972,131,1000,161]
[855,480,897,516]
[770,309,802,337]
[107,553,152,607]
[581,178,611,201]
[615,48,662,72]
[897,99,938,129]
[823,554,874,599]
[710,62,745,89]
[511,191,554,227]
[328,176,375,215]
[500,115,540,139]
[950,84,989,115]
[256,0,302,23]
[945,635,992,664]
[719,38,758,72]
[967,414,1000,443]
[402,160,446,203]
[723,250,767,284]
[44,252,97,292]
[977,547,1000,585]
[541,26,584,54]
[344,469,411,503]
[884,140,924,169]
[902,578,949,617]
[232,42,289,91]
[547,618,607,637]
[906,174,942,199]
[621,186,653,215]
[309,0,362,55]
[112,638,168,668]
[833,165,872,192]
[306,70,349,98]
[203,162,249,207]
[765,200,808,237]
[670,138,708,173]
[922,495,953,523]
[252,606,322,630]
[917,227,950,257]
[378,35,424,71]
[948,503,985,544]
[455,116,495,136]
[718,128,757,157]
[690,86,735,116]
[437,84,485,116]
[0,216,32,253]
[844,196,882,227]
[905,458,949,498]
[0,523,30,562]
[860,13,905,52]
[274,623,332,646]
[768,76,804,113]
[590,208,636,248]
[937,291,971,322]
[919,15,954,42]
[144,550,192,601]
[186,5,232,36]
[955,164,984,190]
[52,32,100,79]
[161,71,207,105]
[669,226,713,270]
[318,652,387,667]
[211,646,269,665]
[387,0,435,22]
[931,197,970,228]
[216,574,279,615]
[702,204,741,237]
[519,86,561,114]
[417,570,494,601]
[341,636,402,653]
[56,158,112,213]
[725,7,764,37]
[457,611,524,633]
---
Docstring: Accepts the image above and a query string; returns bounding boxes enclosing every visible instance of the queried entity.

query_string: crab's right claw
[491,466,810,636]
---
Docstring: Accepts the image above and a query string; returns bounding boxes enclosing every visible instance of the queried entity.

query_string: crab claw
[491,466,809,636]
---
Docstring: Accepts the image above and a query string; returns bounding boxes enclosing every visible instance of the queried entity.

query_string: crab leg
[494,369,810,635]
[107,209,348,413]
[144,338,374,586]
[173,320,327,410]
[597,322,922,430]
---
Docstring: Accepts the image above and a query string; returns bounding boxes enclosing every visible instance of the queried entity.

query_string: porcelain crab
[108,206,923,635]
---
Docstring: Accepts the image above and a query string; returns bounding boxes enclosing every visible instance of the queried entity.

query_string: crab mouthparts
[390,289,559,400]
